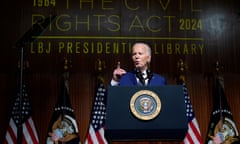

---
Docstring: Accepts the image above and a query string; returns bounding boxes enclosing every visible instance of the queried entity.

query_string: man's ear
[147,55,151,63]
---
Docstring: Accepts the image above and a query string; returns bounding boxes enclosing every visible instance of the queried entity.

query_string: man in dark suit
[111,42,166,86]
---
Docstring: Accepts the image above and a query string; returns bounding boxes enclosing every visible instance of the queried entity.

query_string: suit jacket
[119,70,166,86]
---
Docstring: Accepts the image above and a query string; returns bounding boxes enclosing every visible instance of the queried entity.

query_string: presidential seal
[130,90,161,120]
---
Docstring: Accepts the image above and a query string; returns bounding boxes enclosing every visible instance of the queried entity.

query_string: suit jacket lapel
[130,71,138,85]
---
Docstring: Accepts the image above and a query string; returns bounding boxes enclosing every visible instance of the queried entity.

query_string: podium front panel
[105,85,188,141]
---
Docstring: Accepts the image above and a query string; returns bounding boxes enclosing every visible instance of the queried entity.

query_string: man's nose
[135,54,139,59]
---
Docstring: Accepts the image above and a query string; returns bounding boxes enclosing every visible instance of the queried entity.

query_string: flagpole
[63,58,70,117]
[215,61,224,124]
[216,73,223,124]
[17,46,24,144]
[176,59,204,144]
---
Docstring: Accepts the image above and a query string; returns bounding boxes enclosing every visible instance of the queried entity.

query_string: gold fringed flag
[84,78,108,144]
[4,83,39,144]
[182,83,203,144]
[46,72,80,144]
[176,59,203,144]
[205,75,240,144]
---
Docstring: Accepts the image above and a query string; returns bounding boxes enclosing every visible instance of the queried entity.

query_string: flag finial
[95,59,106,73]
[176,59,187,84]
[95,59,106,83]
[63,58,72,71]
[214,61,224,75]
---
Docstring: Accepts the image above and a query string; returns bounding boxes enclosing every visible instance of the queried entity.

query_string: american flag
[85,81,108,144]
[4,84,39,144]
[182,83,203,144]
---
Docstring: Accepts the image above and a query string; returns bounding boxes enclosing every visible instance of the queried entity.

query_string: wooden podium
[105,85,188,141]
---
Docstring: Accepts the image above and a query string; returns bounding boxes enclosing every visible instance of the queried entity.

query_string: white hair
[132,42,151,56]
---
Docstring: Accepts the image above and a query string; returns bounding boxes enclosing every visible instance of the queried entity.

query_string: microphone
[135,68,145,85]
[146,69,153,82]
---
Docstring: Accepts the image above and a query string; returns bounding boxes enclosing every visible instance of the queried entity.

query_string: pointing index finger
[117,61,121,69]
